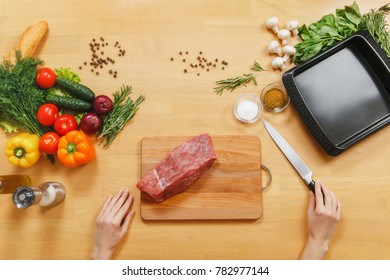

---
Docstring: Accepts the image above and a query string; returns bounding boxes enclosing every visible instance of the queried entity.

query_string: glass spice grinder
[13,181,66,208]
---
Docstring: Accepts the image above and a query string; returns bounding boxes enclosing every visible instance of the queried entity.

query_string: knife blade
[263,119,315,192]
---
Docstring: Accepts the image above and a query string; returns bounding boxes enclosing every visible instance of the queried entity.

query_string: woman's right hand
[300,181,342,259]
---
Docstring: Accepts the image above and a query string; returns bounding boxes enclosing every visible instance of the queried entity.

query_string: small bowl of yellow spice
[260,83,290,112]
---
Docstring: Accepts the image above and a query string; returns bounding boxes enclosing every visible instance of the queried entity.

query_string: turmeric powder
[262,88,287,110]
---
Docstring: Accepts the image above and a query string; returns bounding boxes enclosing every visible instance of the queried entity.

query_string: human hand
[91,189,135,260]
[300,181,342,260]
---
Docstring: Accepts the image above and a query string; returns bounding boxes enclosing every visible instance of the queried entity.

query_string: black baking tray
[283,31,390,156]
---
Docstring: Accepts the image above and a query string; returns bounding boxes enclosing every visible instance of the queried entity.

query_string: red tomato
[54,114,78,136]
[39,132,60,154]
[36,67,56,89]
[36,104,59,126]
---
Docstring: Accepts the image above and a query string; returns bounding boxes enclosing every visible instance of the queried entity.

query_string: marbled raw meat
[137,134,217,203]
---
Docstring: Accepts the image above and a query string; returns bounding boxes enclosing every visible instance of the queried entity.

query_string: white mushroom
[267,40,282,56]
[282,45,296,63]
[266,16,279,34]
[277,29,291,46]
[286,20,299,36]
[272,57,286,71]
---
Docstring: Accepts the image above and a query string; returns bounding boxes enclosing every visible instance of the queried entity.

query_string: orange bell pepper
[57,130,95,168]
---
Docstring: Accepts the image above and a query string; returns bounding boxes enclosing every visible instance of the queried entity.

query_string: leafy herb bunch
[294,2,390,64]
[0,52,50,135]
[98,85,145,148]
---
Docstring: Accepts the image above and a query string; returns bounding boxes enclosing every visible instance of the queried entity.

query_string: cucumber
[55,77,95,102]
[46,94,93,112]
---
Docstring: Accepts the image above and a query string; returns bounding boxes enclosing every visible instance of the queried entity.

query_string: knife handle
[309,180,326,203]
[308,180,315,193]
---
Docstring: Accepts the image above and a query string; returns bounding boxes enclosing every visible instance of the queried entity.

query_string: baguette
[6,20,48,64]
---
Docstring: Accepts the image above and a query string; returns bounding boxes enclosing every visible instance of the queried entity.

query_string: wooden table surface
[1,0,390,260]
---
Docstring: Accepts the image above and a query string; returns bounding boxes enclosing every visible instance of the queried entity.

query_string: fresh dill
[98,85,145,148]
[214,73,257,95]
[0,53,50,135]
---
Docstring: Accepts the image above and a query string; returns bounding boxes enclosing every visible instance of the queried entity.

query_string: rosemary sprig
[98,85,145,148]
[214,73,257,95]
[362,3,390,57]
[250,61,266,72]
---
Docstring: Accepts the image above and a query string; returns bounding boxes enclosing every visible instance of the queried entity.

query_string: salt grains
[39,184,57,206]
[233,94,262,123]
[236,100,259,121]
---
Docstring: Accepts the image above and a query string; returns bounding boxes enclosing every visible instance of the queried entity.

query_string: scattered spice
[80,37,126,78]
[170,50,229,76]
[262,88,287,109]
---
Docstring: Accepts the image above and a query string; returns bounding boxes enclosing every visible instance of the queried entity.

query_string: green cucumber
[46,94,93,112]
[56,77,95,102]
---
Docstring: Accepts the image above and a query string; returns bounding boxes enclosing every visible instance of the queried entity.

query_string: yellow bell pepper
[4,133,41,168]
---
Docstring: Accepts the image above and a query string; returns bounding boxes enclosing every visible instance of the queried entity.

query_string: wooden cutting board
[139,135,262,220]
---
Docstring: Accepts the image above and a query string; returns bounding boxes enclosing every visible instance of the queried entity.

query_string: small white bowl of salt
[233,94,263,123]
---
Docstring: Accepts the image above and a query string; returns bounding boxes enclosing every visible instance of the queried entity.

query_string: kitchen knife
[263,119,315,192]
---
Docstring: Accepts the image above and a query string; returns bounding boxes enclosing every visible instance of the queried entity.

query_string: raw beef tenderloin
[137,134,217,203]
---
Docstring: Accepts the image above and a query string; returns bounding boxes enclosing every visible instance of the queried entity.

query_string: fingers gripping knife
[263,119,315,192]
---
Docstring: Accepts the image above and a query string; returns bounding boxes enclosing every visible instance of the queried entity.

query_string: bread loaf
[6,20,48,64]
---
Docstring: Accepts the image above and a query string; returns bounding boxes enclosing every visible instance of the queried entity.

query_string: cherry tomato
[36,103,59,126]
[54,114,78,136]
[39,132,60,154]
[36,67,56,89]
